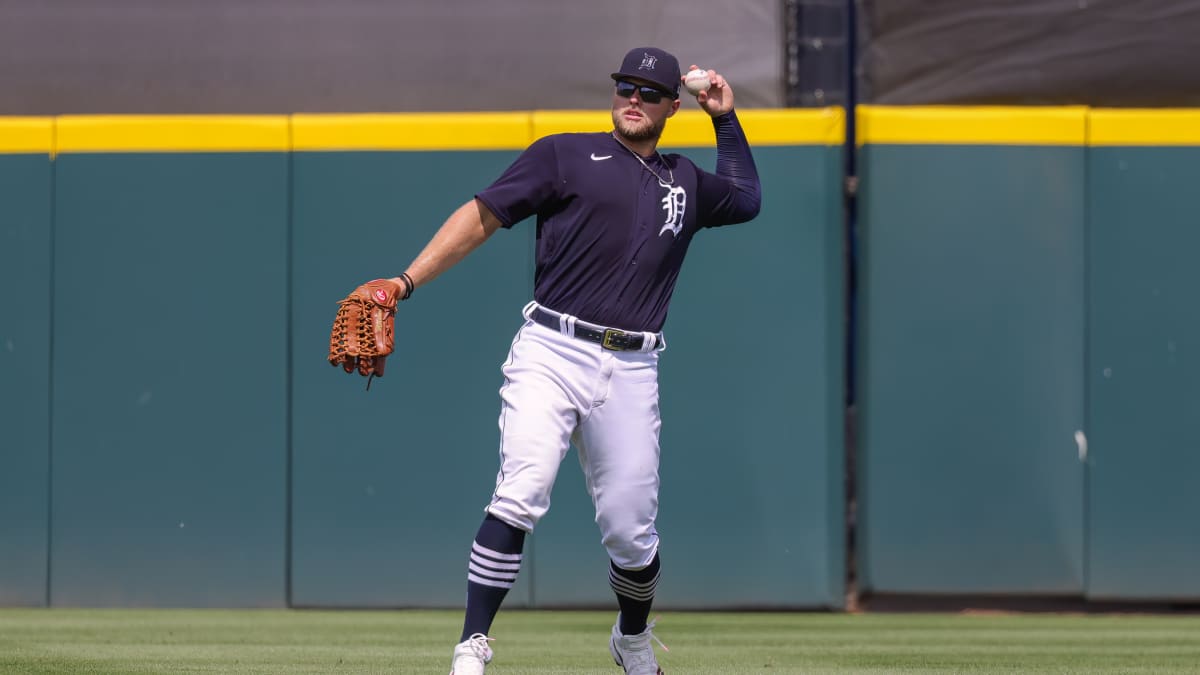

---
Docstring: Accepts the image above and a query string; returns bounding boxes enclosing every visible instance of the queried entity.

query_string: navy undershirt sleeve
[696,110,762,227]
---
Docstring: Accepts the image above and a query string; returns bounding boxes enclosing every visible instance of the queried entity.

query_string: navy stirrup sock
[609,552,661,635]
[460,513,526,641]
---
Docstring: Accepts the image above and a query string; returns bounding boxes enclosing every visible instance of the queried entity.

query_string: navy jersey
[476,111,760,333]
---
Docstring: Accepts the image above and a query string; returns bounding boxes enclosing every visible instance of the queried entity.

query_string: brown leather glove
[328,278,402,383]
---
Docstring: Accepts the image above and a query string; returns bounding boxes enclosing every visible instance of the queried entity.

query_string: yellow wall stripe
[8,108,1199,154]
[738,108,844,146]
[0,117,53,154]
[1089,109,1200,146]
[532,108,845,147]
[292,112,531,151]
[858,106,1087,146]
[530,110,614,141]
[56,116,289,153]
[8,109,844,155]
[292,108,845,151]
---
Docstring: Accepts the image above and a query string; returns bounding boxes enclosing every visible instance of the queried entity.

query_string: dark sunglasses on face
[615,80,672,104]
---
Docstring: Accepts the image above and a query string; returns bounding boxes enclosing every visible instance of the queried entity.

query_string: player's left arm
[688,66,761,226]
[686,68,758,225]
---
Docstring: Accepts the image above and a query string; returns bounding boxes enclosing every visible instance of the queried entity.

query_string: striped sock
[461,514,525,641]
[610,553,661,635]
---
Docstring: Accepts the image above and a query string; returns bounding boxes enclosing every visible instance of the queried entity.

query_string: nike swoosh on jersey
[590,153,613,161]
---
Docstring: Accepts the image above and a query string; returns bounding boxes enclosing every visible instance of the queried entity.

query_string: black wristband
[398,272,414,300]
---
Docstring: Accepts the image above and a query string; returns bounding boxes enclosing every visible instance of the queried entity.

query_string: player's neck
[612,131,660,159]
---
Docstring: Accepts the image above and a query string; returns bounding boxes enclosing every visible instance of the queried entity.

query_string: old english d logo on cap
[639,53,658,71]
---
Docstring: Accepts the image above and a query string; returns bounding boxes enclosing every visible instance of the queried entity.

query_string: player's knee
[483,503,536,533]
[595,495,658,567]
[486,492,548,532]
[601,528,659,569]
[488,463,559,531]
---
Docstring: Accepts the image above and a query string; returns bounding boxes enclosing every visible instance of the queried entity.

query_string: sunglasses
[615,80,673,104]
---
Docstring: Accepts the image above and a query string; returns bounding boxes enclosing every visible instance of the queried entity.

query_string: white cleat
[609,615,666,674]
[450,633,493,675]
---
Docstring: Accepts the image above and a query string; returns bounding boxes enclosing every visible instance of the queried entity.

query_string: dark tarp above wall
[859,0,1200,106]
[0,0,783,114]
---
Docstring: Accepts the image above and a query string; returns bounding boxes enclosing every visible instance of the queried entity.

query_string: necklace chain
[611,132,674,185]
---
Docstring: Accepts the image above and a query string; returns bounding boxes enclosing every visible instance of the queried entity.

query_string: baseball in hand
[684,68,711,96]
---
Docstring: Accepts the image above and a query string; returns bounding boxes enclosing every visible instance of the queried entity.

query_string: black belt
[530,307,655,352]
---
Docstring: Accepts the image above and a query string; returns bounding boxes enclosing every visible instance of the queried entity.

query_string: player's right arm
[390,197,503,292]
[389,135,559,293]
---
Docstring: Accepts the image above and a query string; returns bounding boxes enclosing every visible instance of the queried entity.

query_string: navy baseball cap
[611,47,681,99]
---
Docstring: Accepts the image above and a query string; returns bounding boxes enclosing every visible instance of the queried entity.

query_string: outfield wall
[1083,111,1200,600]
[856,108,1088,595]
[0,120,54,607]
[855,107,1200,602]
[4,107,1199,608]
[0,110,847,609]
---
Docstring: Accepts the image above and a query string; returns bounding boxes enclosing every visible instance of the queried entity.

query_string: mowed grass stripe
[1,609,1198,674]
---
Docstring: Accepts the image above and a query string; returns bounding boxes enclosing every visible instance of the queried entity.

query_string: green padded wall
[8,106,1200,608]
[1086,145,1200,600]
[50,153,289,606]
[290,141,846,610]
[530,145,847,609]
[857,144,1086,593]
[0,152,52,606]
[288,151,535,607]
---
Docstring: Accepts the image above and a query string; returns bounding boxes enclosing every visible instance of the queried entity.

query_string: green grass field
[2,609,1198,674]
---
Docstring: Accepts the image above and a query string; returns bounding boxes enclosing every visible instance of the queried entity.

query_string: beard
[612,109,667,143]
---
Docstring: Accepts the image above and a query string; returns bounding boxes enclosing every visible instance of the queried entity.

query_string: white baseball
[684,68,710,96]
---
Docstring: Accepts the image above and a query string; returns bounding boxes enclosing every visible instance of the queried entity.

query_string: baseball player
[376,47,760,674]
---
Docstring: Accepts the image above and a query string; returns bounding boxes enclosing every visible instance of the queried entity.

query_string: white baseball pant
[485,302,665,569]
